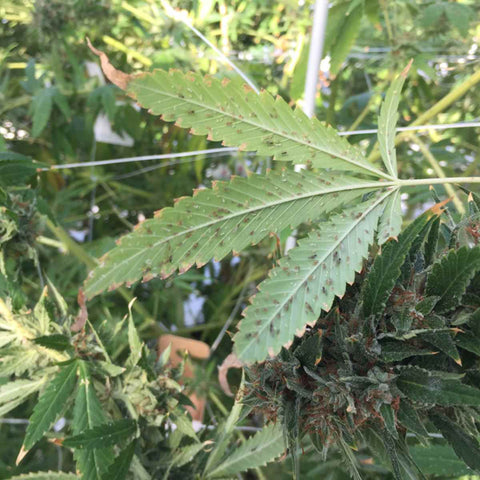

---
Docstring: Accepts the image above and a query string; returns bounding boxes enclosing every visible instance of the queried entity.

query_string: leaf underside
[376,187,402,245]
[85,170,381,298]
[377,66,409,178]
[128,69,387,178]
[235,191,392,362]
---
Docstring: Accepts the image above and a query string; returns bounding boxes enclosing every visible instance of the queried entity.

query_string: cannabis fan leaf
[84,46,428,362]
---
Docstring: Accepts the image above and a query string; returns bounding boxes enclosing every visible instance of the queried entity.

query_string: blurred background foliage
[0,0,480,478]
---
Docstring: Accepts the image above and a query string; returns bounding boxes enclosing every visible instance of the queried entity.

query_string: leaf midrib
[132,80,391,180]
[88,180,391,295]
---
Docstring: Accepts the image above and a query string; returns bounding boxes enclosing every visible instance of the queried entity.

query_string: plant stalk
[397,177,480,187]
[407,134,465,214]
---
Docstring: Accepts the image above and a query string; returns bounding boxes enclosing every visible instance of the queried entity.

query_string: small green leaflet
[23,361,78,450]
[377,62,411,178]
[397,400,429,438]
[430,413,480,472]
[379,341,434,362]
[126,300,143,369]
[327,2,363,76]
[0,152,47,187]
[397,367,480,406]
[420,315,461,365]
[127,68,388,178]
[72,361,113,480]
[171,441,211,469]
[235,191,391,362]
[380,404,398,439]
[208,424,284,478]
[64,419,137,449]
[102,441,136,480]
[30,87,70,137]
[31,88,54,137]
[33,334,71,352]
[456,331,480,356]
[426,245,480,312]
[85,170,383,298]
[362,207,438,319]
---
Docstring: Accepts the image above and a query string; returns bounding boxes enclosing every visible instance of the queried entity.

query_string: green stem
[397,177,480,187]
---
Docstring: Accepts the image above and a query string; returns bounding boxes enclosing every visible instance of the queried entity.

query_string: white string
[113,151,235,180]
[338,121,480,136]
[45,121,480,171]
[160,1,260,94]
[47,147,238,170]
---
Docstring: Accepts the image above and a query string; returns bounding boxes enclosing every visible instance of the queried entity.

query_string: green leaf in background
[23,360,78,450]
[102,441,136,480]
[325,1,364,76]
[64,419,137,450]
[85,170,382,298]
[397,367,480,406]
[126,67,387,177]
[0,152,46,186]
[0,378,45,417]
[208,423,284,478]
[72,361,114,480]
[426,245,480,312]
[235,191,390,362]
[52,87,71,120]
[421,3,444,28]
[430,413,480,472]
[31,87,54,137]
[362,207,437,319]
[444,3,473,36]
[409,444,472,477]
[377,63,411,178]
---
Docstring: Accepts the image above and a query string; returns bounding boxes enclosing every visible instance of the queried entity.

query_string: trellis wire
[44,121,480,171]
